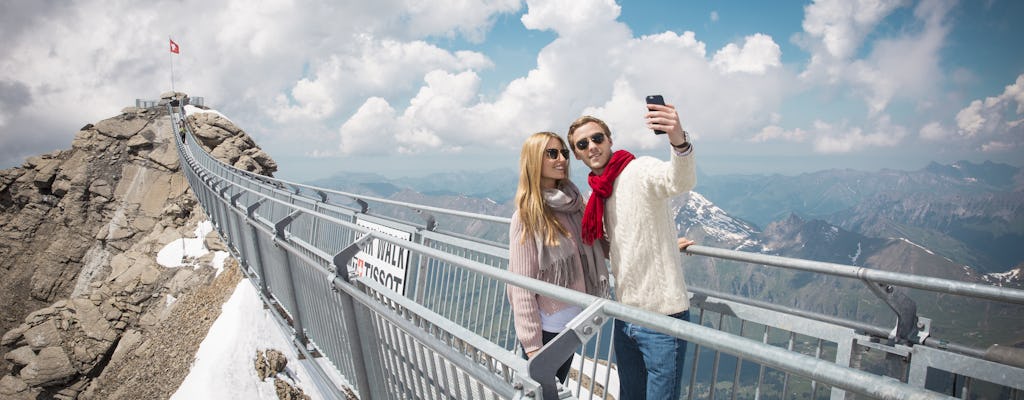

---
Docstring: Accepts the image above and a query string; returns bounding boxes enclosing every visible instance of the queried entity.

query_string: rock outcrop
[0,92,276,399]
[254,349,311,400]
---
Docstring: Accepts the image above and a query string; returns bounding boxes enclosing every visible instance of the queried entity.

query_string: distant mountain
[673,192,765,252]
[306,172,405,197]
[695,161,1024,274]
[393,169,519,203]
[924,160,1022,189]
[307,168,519,204]
[676,206,1023,346]
[311,163,1023,347]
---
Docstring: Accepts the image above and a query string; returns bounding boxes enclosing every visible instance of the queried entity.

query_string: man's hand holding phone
[645,95,667,134]
[645,95,690,151]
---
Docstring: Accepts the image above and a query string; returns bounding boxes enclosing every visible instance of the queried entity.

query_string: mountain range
[309,160,1024,346]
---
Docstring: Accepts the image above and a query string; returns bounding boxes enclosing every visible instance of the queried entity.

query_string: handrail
[347,231,954,399]
[685,245,1024,305]
[169,104,1024,400]
[230,166,512,224]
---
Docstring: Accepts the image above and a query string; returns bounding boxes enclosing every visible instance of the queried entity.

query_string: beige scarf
[536,180,610,298]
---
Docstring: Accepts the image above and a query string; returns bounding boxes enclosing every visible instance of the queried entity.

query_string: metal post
[246,200,271,298]
[274,210,309,345]
[332,233,374,399]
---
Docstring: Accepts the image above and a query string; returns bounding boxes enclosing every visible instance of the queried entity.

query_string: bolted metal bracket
[863,280,918,344]
[246,198,266,220]
[416,209,438,231]
[274,210,303,241]
[528,300,608,400]
[230,192,244,209]
[331,232,374,283]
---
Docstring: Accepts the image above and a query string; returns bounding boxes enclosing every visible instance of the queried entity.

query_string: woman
[507,131,609,384]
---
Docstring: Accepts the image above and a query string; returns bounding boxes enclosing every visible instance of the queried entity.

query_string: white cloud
[919,121,948,140]
[752,125,808,142]
[400,0,522,42]
[954,74,1024,151]
[338,97,399,155]
[267,38,493,123]
[711,34,782,75]
[980,140,1017,152]
[0,0,521,168]
[811,115,906,153]
[798,0,952,117]
[521,0,621,35]
[773,0,966,161]
[447,7,792,151]
[800,0,908,62]
[2,0,1013,177]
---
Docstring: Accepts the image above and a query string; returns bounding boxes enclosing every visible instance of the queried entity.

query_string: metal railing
[168,105,1024,400]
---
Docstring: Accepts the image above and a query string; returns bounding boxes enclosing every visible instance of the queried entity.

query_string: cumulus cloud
[752,125,808,143]
[1,0,1012,177]
[711,34,782,75]
[799,0,907,62]
[521,0,621,35]
[401,0,521,42]
[339,97,399,155]
[339,70,487,155]
[811,115,906,153]
[954,74,1024,151]
[386,1,794,153]
[918,121,949,140]
[797,0,952,116]
[268,38,493,123]
[0,0,522,167]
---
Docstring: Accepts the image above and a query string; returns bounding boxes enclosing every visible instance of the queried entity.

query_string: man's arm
[646,102,689,150]
[644,101,697,196]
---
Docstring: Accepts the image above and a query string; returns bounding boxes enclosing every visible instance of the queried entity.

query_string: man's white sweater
[604,150,696,315]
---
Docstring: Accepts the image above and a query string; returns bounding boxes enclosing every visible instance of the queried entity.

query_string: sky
[1,0,1023,182]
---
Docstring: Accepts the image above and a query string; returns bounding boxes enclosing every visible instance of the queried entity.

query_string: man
[567,99,695,400]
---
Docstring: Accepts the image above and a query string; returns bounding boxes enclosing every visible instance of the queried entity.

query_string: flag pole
[169,36,176,94]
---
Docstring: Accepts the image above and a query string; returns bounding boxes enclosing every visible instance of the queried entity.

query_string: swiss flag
[169,39,180,54]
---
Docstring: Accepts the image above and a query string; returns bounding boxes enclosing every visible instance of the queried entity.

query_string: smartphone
[645,95,666,134]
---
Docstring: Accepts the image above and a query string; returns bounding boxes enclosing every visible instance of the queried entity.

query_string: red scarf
[582,150,635,244]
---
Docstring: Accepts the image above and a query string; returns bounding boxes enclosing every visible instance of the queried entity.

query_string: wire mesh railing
[168,104,1023,400]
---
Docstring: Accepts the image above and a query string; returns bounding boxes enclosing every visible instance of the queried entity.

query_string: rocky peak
[0,92,275,399]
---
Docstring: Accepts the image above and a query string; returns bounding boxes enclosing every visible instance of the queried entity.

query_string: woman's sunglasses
[545,148,571,160]
[574,132,606,151]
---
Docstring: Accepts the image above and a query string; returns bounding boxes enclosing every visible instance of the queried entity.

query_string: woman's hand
[677,237,695,252]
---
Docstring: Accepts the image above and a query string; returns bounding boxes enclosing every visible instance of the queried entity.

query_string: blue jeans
[614,310,689,400]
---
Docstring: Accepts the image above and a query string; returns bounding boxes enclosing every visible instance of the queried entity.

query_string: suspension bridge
[165,100,1023,400]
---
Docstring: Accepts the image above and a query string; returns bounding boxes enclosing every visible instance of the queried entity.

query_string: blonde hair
[514,132,571,247]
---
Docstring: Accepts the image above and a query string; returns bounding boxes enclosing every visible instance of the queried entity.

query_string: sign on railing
[354,218,413,295]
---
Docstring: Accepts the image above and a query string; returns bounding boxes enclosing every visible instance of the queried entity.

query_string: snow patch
[850,242,862,264]
[184,105,233,122]
[682,192,763,250]
[157,221,215,268]
[171,279,324,399]
[897,237,935,255]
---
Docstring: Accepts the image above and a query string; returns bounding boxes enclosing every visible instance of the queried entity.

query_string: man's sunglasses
[574,132,606,151]
[545,148,571,160]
